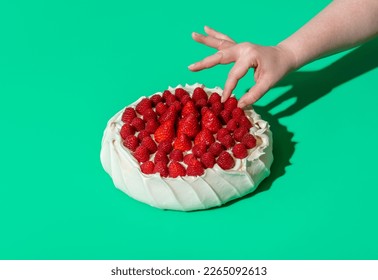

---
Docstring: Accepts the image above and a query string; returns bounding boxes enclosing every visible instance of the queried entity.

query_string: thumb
[238,81,270,108]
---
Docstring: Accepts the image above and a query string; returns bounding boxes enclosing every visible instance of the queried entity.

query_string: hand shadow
[222,37,378,207]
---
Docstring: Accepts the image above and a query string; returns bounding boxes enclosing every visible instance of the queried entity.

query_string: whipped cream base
[100,83,273,211]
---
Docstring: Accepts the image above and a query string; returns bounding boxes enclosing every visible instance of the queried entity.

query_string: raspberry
[219,109,232,124]
[157,140,173,154]
[165,94,177,106]
[208,142,225,157]
[173,133,192,152]
[242,133,257,149]
[233,127,249,142]
[208,92,221,104]
[141,136,157,154]
[181,101,198,118]
[200,152,216,168]
[183,154,197,165]
[133,145,150,163]
[175,88,189,100]
[131,117,145,131]
[180,94,192,105]
[195,98,207,109]
[170,149,184,162]
[192,87,208,102]
[154,161,169,177]
[187,160,205,176]
[137,130,150,141]
[168,161,186,178]
[232,107,244,119]
[217,151,235,170]
[211,101,223,116]
[232,143,248,159]
[145,119,159,134]
[121,107,136,124]
[226,118,238,132]
[216,128,230,141]
[155,102,167,116]
[154,120,175,143]
[177,114,200,139]
[201,106,210,116]
[140,161,155,174]
[159,105,177,124]
[154,150,169,165]
[238,115,253,130]
[123,135,139,152]
[162,90,173,101]
[219,134,235,149]
[192,143,207,158]
[150,94,162,106]
[194,128,215,146]
[142,108,157,121]
[136,98,152,115]
[224,97,238,111]
[120,123,135,139]
[172,100,182,112]
[201,109,222,133]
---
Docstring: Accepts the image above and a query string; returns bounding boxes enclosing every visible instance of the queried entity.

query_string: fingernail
[188,63,195,69]
[192,32,199,36]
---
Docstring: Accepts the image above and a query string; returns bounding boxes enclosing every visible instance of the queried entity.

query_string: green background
[1,0,377,259]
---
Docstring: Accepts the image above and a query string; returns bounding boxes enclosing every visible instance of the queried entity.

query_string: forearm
[279,0,378,68]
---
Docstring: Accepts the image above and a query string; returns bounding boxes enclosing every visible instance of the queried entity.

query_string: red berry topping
[186,160,205,176]
[219,109,232,124]
[170,149,184,162]
[140,161,155,174]
[172,100,182,112]
[120,123,135,139]
[136,98,152,115]
[177,114,199,138]
[162,90,173,101]
[133,145,150,163]
[145,119,159,134]
[123,135,139,152]
[121,107,136,124]
[232,107,244,119]
[233,127,249,142]
[154,120,175,143]
[141,136,157,154]
[226,118,238,132]
[238,115,253,130]
[159,105,177,124]
[242,133,257,149]
[217,151,235,170]
[232,143,248,159]
[192,143,207,158]
[150,94,162,105]
[175,88,189,100]
[154,150,169,165]
[165,94,177,106]
[192,87,208,102]
[142,108,157,121]
[154,161,169,177]
[157,140,173,154]
[208,92,221,104]
[211,101,223,116]
[201,109,222,133]
[137,130,150,141]
[216,128,230,141]
[183,153,197,165]
[168,161,186,178]
[224,97,238,111]
[131,117,145,131]
[219,134,235,149]
[194,128,215,146]
[201,152,216,168]
[173,133,192,152]
[208,142,225,157]
[155,102,167,116]
[180,94,191,105]
[195,98,207,109]
[181,101,198,118]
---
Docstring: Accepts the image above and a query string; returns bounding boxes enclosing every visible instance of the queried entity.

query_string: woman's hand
[189,26,296,108]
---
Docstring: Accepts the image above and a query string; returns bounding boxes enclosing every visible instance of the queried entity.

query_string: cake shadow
[219,37,378,209]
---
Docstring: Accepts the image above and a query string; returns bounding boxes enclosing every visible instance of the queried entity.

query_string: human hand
[189,26,297,108]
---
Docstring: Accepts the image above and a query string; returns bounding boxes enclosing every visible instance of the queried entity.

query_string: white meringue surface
[100,83,273,211]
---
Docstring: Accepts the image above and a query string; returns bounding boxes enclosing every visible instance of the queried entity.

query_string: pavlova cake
[100,83,273,211]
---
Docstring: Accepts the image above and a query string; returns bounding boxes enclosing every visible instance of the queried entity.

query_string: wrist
[276,42,300,70]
